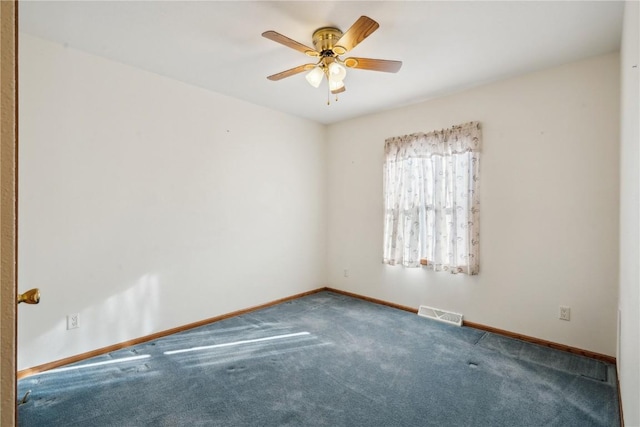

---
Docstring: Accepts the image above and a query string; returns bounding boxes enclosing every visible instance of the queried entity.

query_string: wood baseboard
[17,288,325,379]
[324,287,418,314]
[18,286,616,380]
[462,321,616,365]
[326,287,616,365]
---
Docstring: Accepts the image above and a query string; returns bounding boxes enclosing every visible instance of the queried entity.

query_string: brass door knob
[18,288,40,304]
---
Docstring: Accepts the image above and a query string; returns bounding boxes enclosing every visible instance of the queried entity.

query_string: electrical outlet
[67,313,80,330]
[343,269,349,278]
[559,306,570,321]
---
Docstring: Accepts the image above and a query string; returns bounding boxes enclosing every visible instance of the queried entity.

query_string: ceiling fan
[262,16,402,101]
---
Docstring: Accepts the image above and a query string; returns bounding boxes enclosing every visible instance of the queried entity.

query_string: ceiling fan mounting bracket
[312,27,344,54]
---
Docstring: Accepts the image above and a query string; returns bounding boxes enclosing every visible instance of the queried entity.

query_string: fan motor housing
[312,27,343,54]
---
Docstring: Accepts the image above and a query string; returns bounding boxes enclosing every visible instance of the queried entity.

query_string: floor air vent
[418,305,463,326]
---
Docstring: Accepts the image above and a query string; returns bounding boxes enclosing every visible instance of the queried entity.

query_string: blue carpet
[18,291,619,426]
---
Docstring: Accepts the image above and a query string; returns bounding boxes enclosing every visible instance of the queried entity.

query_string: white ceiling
[19,1,624,125]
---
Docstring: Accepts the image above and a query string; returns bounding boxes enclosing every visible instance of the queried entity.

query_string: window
[382,122,481,275]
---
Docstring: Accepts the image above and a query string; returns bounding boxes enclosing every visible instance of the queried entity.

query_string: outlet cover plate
[67,313,80,330]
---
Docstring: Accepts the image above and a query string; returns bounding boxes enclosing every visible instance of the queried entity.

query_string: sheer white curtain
[383,121,481,275]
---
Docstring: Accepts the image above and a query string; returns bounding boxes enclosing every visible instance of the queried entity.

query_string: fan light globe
[329,79,345,91]
[305,66,324,88]
[328,62,347,81]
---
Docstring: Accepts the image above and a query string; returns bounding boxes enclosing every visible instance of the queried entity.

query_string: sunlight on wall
[96,273,161,342]
[18,274,161,370]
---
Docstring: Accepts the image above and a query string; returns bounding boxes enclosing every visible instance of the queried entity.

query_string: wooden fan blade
[333,16,379,54]
[262,31,319,57]
[267,64,316,81]
[343,57,402,73]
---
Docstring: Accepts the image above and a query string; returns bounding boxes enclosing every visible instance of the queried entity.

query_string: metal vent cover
[418,305,463,327]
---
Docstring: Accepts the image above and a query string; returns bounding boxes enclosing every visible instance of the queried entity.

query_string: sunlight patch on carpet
[38,355,151,376]
[163,331,312,355]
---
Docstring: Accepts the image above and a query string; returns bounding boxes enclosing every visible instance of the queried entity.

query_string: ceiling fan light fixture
[263,16,402,102]
[305,66,324,88]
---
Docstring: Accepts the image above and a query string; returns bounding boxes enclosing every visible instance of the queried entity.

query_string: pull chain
[326,84,340,105]
[327,82,330,106]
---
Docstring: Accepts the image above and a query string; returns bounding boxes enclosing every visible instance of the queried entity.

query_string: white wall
[327,53,620,357]
[18,29,624,374]
[17,34,327,370]
[618,1,639,425]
